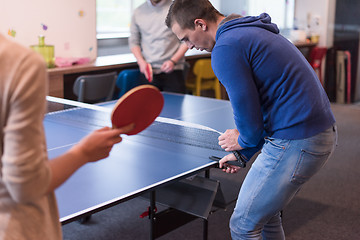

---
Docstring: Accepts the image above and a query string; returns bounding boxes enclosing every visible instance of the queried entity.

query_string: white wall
[295,0,336,47]
[0,0,97,60]
[1,0,334,58]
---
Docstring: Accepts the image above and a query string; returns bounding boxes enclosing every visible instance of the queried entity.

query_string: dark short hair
[165,0,223,30]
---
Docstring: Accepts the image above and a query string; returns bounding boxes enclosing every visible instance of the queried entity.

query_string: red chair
[309,47,328,86]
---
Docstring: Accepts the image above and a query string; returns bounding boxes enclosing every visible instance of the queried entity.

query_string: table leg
[149,191,156,240]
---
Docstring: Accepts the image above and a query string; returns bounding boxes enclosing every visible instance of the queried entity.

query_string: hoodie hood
[216,13,279,41]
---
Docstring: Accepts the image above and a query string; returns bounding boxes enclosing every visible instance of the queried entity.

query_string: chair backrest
[73,71,117,103]
[309,47,328,67]
[193,59,216,79]
[188,58,221,99]
[116,69,147,98]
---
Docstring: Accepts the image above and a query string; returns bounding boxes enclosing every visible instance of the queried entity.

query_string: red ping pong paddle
[145,63,153,82]
[111,85,163,135]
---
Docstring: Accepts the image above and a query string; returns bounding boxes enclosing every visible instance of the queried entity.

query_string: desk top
[47,49,210,76]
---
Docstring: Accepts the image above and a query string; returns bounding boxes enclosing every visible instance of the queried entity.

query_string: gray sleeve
[128,13,141,49]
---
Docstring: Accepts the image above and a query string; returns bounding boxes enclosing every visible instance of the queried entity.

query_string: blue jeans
[230,125,337,240]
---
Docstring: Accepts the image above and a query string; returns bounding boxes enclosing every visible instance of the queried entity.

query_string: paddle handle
[209,154,246,168]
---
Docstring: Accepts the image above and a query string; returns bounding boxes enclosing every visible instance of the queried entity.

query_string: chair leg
[195,77,202,96]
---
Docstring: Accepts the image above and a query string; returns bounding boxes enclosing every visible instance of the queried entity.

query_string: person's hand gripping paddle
[111,85,163,135]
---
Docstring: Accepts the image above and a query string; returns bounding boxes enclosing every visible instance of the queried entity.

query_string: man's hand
[160,60,175,73]
[219,153,241,173]
[218,129,242,152]
[138,61,150,78]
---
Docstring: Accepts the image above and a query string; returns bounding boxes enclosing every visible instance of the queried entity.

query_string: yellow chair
[186,59,221,99]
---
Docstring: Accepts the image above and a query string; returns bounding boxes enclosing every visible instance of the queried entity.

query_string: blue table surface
[45,93,236,223]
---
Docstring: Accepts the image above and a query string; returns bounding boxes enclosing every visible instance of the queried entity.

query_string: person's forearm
[170,43,188,63]
[131,46,146,65]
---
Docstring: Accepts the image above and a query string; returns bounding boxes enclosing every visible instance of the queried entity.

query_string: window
[96,0,294,39]
[96,0,220,39]
[96,0,295,56]
[96,0,144,39]
[247,0,294,29]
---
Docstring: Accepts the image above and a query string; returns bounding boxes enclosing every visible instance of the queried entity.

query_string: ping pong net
[46,96,223,152]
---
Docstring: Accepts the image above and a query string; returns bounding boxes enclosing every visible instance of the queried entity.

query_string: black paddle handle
[209,151,247,168]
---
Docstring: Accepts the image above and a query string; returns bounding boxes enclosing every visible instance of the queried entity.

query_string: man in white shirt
[129,0,188,93]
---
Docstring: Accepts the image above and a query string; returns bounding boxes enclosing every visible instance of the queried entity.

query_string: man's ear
[194,19,207,31]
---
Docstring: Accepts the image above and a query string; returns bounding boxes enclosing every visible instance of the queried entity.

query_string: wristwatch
[209,151,247,168]
[232,150,247,168]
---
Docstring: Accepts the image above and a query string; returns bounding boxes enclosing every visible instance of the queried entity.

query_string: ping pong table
[45,92,238,239]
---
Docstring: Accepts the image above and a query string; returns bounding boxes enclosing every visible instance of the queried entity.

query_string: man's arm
[129,11,149,74]
[170,43,188,64]
[212,44,264,148]
[131,45,148,74]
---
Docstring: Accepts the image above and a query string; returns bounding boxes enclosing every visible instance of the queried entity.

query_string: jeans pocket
[258,138,288,169]
[291,149,331,185]
[264,137,286,150]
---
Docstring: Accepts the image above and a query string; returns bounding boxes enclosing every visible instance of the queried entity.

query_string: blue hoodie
[211,13,335,159]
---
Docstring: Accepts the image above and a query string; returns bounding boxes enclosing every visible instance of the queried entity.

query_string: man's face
[171,21,215,52]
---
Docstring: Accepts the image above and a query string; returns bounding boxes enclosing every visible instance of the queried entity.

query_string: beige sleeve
[2,51,51,203]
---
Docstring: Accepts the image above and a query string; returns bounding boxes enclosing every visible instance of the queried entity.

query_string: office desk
[47,50,210,98]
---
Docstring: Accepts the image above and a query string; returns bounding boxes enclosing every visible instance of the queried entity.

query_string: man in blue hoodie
[166,0,337,239]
